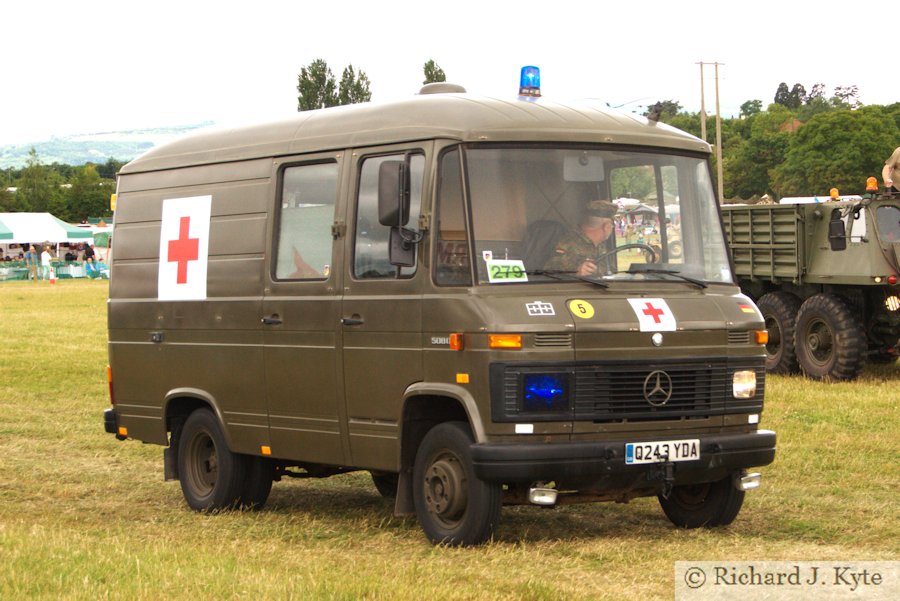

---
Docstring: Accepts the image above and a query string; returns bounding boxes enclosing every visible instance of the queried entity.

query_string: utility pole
[698,62,706,142]
[697,61,724,202]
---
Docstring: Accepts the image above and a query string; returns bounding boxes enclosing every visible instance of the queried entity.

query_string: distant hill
[0,122,214,169]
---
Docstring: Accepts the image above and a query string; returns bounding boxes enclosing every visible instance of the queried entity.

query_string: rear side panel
[108,159,272,452]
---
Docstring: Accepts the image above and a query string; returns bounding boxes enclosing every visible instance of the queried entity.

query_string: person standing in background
[83,243,96,274]
[883,146,900,193]
[24,245,37,281]
[40,245,52,281]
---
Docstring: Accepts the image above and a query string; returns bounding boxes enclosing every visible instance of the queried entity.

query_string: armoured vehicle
[721,188,900,380]
[103,74,775,546]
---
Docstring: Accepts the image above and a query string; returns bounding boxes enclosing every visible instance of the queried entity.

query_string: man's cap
[584,199,617,219]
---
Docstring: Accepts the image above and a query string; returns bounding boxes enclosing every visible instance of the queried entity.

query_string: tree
[832,85,860,109]
[337,65,372,105]
[774,82,791,107]
[740,100,763,119]
[644,100,681,120]
[64,164,113,222]
[723,104,794,199]
[15,148,63,213]
[423,60,446,85]
[772,106,899,196]
[96,158,126,180]
[297,59,372,111]
[0,187,14,212]
[297,59,338,111]
[806,83,827,103]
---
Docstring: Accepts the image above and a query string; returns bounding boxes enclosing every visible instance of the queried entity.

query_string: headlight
[733,370,757,399]
[886,295,900,312]
[522,373,569,412]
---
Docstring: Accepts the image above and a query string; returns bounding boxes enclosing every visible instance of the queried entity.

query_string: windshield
[449,146,732,286]
[875,204,900,243]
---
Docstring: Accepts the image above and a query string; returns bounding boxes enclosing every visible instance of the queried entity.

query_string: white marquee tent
[0,212,94,244]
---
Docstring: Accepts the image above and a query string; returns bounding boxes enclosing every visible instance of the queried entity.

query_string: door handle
[341,316,364,326]
[261,314,282,325]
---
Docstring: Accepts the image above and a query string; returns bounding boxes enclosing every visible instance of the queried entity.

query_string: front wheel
[658,475,745,528]
[413,422,502,546]
[178,408,247,511]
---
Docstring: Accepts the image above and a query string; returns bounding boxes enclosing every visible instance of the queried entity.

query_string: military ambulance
[104,70,776,546]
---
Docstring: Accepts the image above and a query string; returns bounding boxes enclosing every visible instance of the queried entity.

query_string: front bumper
[471,429,776,489]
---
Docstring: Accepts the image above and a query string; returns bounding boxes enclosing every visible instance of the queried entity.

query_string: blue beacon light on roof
[519,66,541,99]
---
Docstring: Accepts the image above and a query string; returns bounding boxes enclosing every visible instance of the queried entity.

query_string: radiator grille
[534,333,573,347]
[490,357,765,423]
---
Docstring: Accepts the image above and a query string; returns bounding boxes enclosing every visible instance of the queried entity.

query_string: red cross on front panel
[642,302,665,324]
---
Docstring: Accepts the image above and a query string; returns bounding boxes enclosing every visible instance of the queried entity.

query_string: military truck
[721,189,900,381]
[103,75,775,546]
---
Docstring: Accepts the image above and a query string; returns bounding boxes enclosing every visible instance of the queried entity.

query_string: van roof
[120,93,710,174]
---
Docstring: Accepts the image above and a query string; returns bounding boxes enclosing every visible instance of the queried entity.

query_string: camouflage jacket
[543,229,614,273]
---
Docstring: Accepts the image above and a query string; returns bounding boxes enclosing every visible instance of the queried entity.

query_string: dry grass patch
[0,279,897,600]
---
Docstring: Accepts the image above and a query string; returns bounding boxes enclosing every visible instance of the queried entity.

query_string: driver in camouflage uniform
[544,199,617,275]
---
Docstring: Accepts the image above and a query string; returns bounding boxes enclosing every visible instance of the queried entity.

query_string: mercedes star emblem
[643,370,673,406]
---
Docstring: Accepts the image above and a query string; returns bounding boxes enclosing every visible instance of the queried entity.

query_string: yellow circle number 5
[568,299,595,319]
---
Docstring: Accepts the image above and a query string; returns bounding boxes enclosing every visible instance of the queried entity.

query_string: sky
[2,1,895,146]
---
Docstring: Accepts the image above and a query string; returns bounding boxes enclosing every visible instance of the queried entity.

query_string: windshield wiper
[527,269,609,288]
[626,266,708,288]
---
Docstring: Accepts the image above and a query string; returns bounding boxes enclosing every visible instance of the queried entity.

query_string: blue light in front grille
[523,373,568,412]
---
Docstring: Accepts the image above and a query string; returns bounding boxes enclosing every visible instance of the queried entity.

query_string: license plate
[625,439,700,465]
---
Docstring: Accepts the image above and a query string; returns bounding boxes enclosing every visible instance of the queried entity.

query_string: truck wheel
[370,471,399,498]
[756,291,801,374]
[669,240,683,259]
[794,294,865,380]
[658,475,745,528]
[413,422,502,546]
[178,409,247,511]
[239,456,274,509]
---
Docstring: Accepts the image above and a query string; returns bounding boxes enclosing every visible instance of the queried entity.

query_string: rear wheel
[658,475,745,528]
[178,409,247,511]
[794,293,865,380]
[370,471,399,498]
[413,422,502,546]
[756,291,801,374]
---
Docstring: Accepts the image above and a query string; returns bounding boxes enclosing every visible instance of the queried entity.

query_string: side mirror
[378,161,410,226]
[828,209,847,251]
[389,227,416,267]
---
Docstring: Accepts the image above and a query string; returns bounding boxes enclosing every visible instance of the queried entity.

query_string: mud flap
[163,446,178,481]
[393,468,415,517]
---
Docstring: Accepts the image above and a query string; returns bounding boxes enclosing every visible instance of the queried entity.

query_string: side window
[275,162,339,280]
[434,149,472,286]
[353,153,424,279]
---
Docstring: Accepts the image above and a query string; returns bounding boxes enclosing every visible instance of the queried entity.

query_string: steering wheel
[595,243,659,266]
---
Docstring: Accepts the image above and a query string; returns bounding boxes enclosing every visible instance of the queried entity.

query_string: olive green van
[104,85,775,546]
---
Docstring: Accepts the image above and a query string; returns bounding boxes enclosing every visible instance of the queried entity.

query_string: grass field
[0,279,897,600]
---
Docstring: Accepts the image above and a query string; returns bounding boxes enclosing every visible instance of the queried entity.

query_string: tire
[658,475,745,528]
[177,408,247,511]
[756,291,801,374]
[794,294,866,380]
[412,422,502,546]
[669,240,683,259]
[239,456,274,509]
[370,471,399,498]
